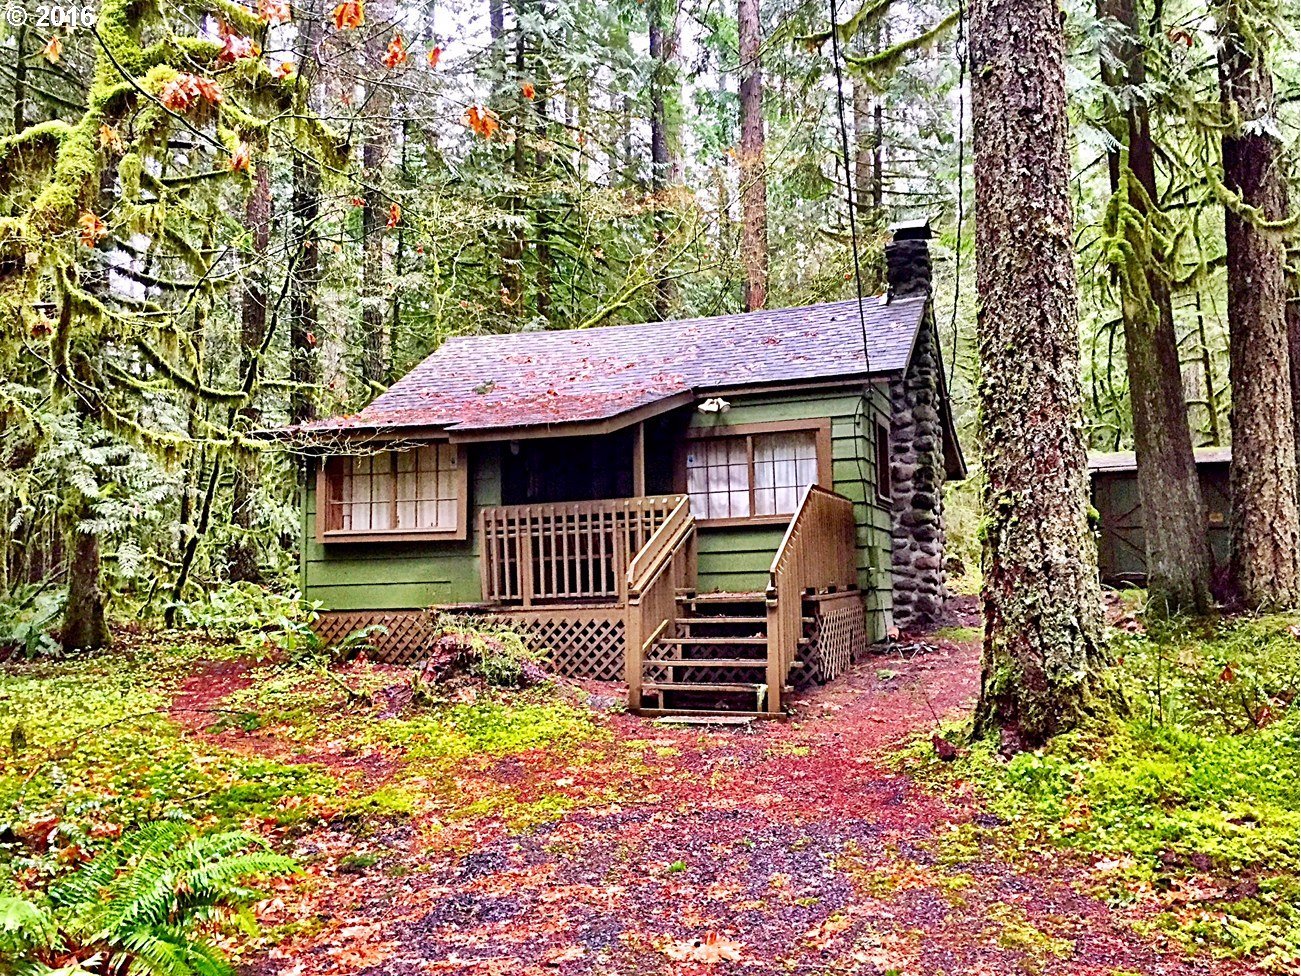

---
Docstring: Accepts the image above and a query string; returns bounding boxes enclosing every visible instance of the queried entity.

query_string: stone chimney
[885,220,933,302]
[883,218,947,630]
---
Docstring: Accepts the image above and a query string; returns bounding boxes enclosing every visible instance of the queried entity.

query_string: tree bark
[969,0,1117,746]
[1217,2,1300,608]
[63,500,110,651]
[228,162,271,584]
[290,147,320,425]
[360,0,394,384]
[1097,0,1213,614]
[852,77,872,219]
[648,0,680,319]
[737,0,767,311]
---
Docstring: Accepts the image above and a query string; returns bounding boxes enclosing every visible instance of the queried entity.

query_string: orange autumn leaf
[520,81,535,99]
[258,0,291,24]
[159,73,223,112]
[41,35,62,62]
[228,142,252,173]
[217,27,256,64]
[464,105,498,139]
[77,211,108,247]
[382,33,408,69]
[426,46,442,69]
[386,202,401,229]
[274,60,296,80]
[332,0,364,29]
[98,124,123,153]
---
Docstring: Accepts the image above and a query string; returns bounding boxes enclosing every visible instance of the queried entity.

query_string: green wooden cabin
[289,224,964,716]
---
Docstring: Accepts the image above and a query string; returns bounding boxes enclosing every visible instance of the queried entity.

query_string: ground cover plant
[0,601,1290,975]
[904,612,1299,971]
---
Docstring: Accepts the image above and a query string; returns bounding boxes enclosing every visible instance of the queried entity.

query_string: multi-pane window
[323,444,463,537]
[686,427,822,521]
[875,421,892,504]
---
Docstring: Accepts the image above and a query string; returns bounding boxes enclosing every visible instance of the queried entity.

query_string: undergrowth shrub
[412,614,546,693]
[0,587,65,660]
[0,820,294,976]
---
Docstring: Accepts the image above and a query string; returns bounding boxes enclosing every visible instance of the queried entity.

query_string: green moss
[931,625,980,644]
[0,645,337,838]
[372,692,602,763]
[899,614,1300,966]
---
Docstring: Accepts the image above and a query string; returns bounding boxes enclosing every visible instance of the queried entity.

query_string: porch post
[632,421,646,497]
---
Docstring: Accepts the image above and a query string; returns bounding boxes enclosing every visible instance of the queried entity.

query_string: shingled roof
[297,296,929,440]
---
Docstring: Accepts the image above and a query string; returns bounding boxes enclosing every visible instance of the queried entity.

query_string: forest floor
[0,601,1295,976]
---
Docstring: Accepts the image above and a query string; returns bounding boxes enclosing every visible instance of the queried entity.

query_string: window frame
[316,443,469,543]
[677,419,833,526]
[875,420,893,505]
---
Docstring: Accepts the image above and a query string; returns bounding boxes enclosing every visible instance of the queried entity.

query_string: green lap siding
[300,446,500,610]
[688,384,895,640]
[300,384,896,640]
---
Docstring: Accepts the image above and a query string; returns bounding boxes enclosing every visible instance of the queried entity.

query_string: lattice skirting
[313,607,625,681]
[313,610,432,664]
[797,593,868,686]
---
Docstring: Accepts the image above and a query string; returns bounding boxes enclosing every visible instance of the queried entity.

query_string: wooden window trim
[316,445,469,543]
[875,420,892,505]
[677,418,833,526]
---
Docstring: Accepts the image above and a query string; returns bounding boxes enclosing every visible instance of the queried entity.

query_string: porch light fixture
[697,397,731,415]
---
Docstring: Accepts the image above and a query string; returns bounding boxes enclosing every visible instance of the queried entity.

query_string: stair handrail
[764,484,858,713]
[624,495,697,710]
[626,495,692,595]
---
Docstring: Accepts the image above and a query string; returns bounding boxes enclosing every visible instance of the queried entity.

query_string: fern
[0,894,59,957]
[0,822,297,976]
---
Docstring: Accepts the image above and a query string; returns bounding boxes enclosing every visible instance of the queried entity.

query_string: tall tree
[648,0,680,319]
[361,0,395,385]
[1215,0,1299,607]
[737,0,768,311]
[228,161,272,583]
[969,0,1118,745]
[1097,0,1213,614]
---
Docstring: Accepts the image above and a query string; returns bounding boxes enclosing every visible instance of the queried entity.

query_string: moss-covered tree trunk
[290,0,323,425]
[228,161,271,584]
[63,498,110,651]
[1217,0,1300,608]
[1098,0,1212,615]
[969,0,1117,746]
[738,0,767,311]
[360,0,394,385]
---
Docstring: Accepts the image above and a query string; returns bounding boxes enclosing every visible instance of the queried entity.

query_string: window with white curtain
[685,427,822,521]
[325,444,463,536]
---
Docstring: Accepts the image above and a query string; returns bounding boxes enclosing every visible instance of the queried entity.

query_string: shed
[1088,448,1232,586]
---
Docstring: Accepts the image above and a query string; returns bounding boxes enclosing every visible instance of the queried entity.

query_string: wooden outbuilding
[1088,448,1232,586]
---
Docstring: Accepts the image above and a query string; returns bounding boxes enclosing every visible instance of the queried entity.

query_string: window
[683,421,830,523]
[318,444,467,541]
[875,421,892,504]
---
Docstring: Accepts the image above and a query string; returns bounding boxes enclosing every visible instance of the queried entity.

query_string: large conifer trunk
[969,0,1115,745]
[1217,4,1300,608]
[1097,0,1212,614]
[229,163,272,584]
[737,0,767,311]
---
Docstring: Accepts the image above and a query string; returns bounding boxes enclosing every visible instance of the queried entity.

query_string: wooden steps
[646,657,770,668]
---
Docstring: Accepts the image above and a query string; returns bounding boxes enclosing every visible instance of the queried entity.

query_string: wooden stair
[639,592,798,715]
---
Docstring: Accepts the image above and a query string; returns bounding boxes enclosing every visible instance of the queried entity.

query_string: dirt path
[239,623,1248,976]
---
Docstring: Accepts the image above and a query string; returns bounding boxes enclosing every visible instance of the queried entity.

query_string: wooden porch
[474,486,863,716]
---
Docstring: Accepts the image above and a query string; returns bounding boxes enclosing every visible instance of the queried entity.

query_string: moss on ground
[901,613,1299,971]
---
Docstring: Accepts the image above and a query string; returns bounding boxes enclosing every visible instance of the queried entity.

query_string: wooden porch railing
[623,496,696,708]
[764,484,858,713]
[479,495,685,606]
